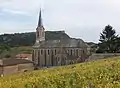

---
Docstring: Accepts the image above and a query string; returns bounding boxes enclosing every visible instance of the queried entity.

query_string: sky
[0,0,120,43]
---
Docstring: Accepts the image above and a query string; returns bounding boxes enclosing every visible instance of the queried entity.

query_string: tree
[0,44,10,54]
[5,54,11,58]
[97,25,120,53]
[99,25,116,42]
[111,36,120,53]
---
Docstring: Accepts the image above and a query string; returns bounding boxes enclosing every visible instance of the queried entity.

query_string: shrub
[0,57,120,88]
[4,54,11,58]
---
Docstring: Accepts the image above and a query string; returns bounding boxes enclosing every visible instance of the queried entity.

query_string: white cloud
[0,0,120,42]
[0,0,43,13]
[0,21,36,34]
[2,8,30,15]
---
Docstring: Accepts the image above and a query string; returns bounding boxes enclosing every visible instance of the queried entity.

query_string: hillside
[0,31,70,47]
[0,31,96,58]
[0,46,33,59]
[0,31,70,58]
[0,57,120,88]
[0,31,95,47]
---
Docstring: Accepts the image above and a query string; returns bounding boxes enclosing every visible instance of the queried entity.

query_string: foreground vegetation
[0,57,120,88]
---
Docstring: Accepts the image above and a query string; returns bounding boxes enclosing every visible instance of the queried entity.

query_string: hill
[0,31,70,47]
[0,56,120,88]
[0,31,70,58]
[86,42,98,53]
[0,46,33,59]
[0,31,97,58]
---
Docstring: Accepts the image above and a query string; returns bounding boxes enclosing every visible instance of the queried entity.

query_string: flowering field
[0,57,120,88]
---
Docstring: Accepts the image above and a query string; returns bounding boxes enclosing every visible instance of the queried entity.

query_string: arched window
[48,50,50,55]
[55,49,56,55]
[83,50,84,54]
[76,49,78,56]
[71,50,72,55]
[74,49,76,55]
[41,50,43,55]
[37,31,39,37]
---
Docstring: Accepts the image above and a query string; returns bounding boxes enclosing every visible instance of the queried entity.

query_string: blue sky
[0,0,120,43]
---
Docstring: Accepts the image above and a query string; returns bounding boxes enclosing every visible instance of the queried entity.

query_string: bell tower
[36,8,45,43]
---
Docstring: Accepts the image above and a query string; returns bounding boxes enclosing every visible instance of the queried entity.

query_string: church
[32,9,91,68]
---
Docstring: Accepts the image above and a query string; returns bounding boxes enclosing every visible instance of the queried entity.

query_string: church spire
[35,8,45,43]
[38,8,42,27]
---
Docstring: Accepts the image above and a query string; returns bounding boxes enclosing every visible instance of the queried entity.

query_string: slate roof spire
[38,8,42,27]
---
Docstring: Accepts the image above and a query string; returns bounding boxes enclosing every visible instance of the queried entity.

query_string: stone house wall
[33,47,90,67]
[18,63,34,72]
[3,65,18,76]
[0,63,34,76]
[0,67,3,76]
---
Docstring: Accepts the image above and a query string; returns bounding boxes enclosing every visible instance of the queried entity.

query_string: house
[0,59,34,76]
[15,54,32,61]
[32,9,91,68]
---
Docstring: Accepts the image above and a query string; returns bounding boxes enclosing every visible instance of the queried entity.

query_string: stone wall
[33,47,90,68]
[87,53,120,61]
[0,67,3,76]
[0,63,34,76]
[18,63,34,72]
[3,65,18,76]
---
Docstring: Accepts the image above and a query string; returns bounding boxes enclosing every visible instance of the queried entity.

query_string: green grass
[0,46,33,59]
[1,57,120,88]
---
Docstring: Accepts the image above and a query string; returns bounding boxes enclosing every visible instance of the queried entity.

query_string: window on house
[83,50,84,54]
[71,50,72,55]
[48,50,50,55]
[41,50,43,55]
[55,49,56,55]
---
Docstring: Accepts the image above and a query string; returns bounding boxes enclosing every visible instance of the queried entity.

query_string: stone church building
[32,9,90,68]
